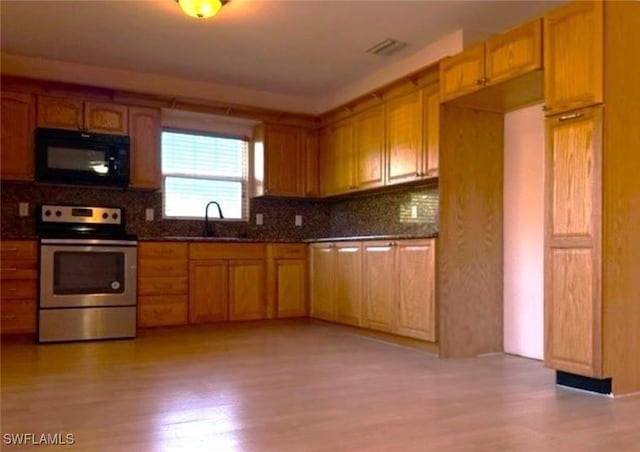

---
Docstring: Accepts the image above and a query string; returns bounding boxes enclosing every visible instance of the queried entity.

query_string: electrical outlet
[256,213,264,225]
[19,203,29,217]
[145,208,154,222]
[410,205,418,219]
[295,215,302,227]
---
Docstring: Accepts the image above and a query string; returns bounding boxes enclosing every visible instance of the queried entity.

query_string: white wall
[503,104,545,360]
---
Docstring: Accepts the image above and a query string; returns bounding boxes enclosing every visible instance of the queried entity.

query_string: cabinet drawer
[1,241,37,261]
[190,243,266,260]
[1,299,36,334]
[138,277,188,295]
[138,296,187,327]
[138,259,188,277]
[1,280,37,300]
[139,243,188,260]
[271,243,307,259]
[1,260,38,280]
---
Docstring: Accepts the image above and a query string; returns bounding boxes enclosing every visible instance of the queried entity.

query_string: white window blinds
[161,130,249,220]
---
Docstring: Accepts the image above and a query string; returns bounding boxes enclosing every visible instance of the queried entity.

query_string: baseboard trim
[556,371,612,395]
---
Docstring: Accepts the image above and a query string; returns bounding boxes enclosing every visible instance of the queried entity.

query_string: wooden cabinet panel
[263,124,304,197]
[1,241,38,261]
[546,248,599,376]
[189,260,228,323]
[129,107,161,189]
[547,107,602,240]
[37,96,83,130]
[439,43,485,102]
[1,280,36,300]
[229,260,265,321]
[319,119,355,196]
[544,1,603,115]
[304,128,319,197]
[386,91,423,184]
[138,295,187,327]
[84,102,128,135]
[422,85,440,178]
[1,299,36,334]
[190,243,265,260]
[138,259,188,277]
[309,244,336,321]
[272,244,306,260]
[396,240,436,341]
[138,277,188,296]
[363,242,395,332]
[139,242,188,260]
[1,261,38,280]
[335,243,362,326]
[486,19,542,86]
[1,92,35,181]
[354,105,386,189]
[276,260,307,318]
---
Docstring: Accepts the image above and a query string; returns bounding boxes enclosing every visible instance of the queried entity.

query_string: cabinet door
[229,260,265,320]
[439,43,485,102]
[276,259,307,318]
[545,106,602,377]
[319,119,354,196]
[138,295,188,327]
[304,128,320,197]
[0,300,36,334]
[485,19,542,86]
[386,91,423,184]
[396,240,436,342]
[1,92,35,181]
[264,125,305,197]
[309,244,336,320]
[354,105,385,190]
[37,96,83,130]
[422,84,440,178]
[84,102,128,135]
[544,1,603,115]
[335,243,362,326]
[363,242,396,332]
[129,107,161,189]
[189,260,229,323]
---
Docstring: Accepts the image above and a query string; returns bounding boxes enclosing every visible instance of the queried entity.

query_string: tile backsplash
[1,182,438,239]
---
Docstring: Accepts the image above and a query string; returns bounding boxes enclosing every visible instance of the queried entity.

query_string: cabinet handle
[1,315,17,320]
[3,268,17,272]
[541,105,550,112]
[558,112,584,122]
[475,79,484,86]
[2,248,18,252]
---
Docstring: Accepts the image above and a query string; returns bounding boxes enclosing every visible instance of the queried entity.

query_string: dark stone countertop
[137,236,302,243]
[306,233,438,243]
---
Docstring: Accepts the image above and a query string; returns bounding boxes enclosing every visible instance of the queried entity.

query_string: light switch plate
[19,203,29,217]
[410,205,418,219]
[295,215,302,226]
[256,213,264,225]
[145,208,154,221]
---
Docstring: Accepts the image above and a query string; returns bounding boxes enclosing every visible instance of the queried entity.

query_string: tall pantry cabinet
[543,0,640,395]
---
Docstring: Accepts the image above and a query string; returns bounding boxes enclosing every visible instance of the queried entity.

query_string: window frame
[160,127,251,221]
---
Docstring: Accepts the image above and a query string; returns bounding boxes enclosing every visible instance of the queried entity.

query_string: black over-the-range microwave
[35,128,130,188]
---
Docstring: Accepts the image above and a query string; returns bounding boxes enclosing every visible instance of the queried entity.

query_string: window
[161,130,249,220]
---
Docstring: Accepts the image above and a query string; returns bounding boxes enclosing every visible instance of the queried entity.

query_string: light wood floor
[2,320,639,452]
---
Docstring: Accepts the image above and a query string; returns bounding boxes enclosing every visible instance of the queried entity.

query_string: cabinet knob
[558,112,584,122]
[541,105,550,112]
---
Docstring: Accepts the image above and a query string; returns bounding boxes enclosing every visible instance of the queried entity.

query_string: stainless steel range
[37,204,137,342]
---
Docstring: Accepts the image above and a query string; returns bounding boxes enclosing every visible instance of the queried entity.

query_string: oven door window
[48,146,109,175]
[53,252,125,295]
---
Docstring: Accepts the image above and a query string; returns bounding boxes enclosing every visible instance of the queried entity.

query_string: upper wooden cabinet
[1,91,35,181]
[440,43,486,102]
[319,118,355,196]
[37,96,128,134]
[304,128,320,197]
[253,124,305,197]
[544,1,603,115]
[37,96,83,130]
[129,107,161,190]
[440,19,542,102]
[354,105,386,190]
[386,90,423,184]
[485,19,543,87]
[422,84,440,178]
[84,102,128,135]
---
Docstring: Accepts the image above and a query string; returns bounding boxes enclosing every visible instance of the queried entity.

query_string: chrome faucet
[203,201,224,237]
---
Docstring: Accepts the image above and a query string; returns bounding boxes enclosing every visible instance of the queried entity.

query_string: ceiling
[1,0,564,100]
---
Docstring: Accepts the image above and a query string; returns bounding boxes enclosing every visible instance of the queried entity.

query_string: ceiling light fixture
[176,0,229,19]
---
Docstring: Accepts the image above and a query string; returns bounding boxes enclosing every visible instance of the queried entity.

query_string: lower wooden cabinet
[267,244,308,318]
[1,240,38,335]
[189,260,229,323]
[311,238,437,342]
[228,260,265,321]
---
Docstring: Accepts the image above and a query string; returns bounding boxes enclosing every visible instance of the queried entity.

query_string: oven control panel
[40,205,123,225]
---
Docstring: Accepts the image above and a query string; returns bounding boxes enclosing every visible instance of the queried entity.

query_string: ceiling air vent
[366,38,408,56]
